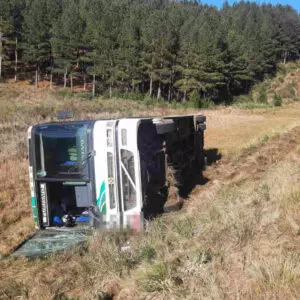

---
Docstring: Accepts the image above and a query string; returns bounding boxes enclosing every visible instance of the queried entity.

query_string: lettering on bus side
[80,138,85,158]
[40,183,49,226]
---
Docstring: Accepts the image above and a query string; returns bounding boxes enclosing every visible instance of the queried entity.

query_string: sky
[201,0,300,12]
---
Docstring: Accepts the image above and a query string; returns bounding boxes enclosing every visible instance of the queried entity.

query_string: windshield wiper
[38,133,47,177]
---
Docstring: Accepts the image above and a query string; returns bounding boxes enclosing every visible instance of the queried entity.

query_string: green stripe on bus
[31,197,37,207]
[97,181,106,215]
[32,207,37,218]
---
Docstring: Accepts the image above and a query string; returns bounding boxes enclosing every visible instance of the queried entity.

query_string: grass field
[1,73,300,299]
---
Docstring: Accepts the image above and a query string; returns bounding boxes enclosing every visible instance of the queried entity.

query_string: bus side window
[121,149,136,211]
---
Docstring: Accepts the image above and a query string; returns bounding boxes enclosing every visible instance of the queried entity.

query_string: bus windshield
[34,122,90,179]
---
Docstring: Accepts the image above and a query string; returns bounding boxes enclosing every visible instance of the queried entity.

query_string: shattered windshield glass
[12,229,90,258]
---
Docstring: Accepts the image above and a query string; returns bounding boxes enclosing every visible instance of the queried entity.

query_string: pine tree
[22,0,51,87]
[1,0,300,101]
[141,8,177,99]
[8,0,26,81]
[51,0,85,90]
[114,4,144,93]
[174,26,202,101]
[0,0,14,80]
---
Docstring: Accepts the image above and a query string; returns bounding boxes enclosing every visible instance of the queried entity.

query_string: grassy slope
[1,69,300,298]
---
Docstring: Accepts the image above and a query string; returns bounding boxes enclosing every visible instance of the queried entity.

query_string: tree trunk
[226,80,231,96]
[0,56,2,81]
[83,74,86,90]
[168,84,171,103]
[283,51,288,64]
[109,83,112,98]
[183,91,187,102]
[50,73,53,88]
[0,31,2,80]
[157,82,161,100]
[35,66,38,88]
[70,74,73,91]
[63,68,67,88]
[149,74,153,97]
[168,72,173,103]
[14,37,18,82]
[92,73,96,98]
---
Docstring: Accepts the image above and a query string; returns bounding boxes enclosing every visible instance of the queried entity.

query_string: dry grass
[1,79,300,299]
[205,105,300,156]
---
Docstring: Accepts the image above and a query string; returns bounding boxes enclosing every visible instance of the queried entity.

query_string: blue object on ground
[53,216,63,225]
[76,215,89,223]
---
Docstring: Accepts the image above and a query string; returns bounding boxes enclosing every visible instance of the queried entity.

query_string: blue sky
[201,1,300,12]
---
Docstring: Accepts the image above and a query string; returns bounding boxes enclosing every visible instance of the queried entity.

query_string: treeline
[1,0,300,102]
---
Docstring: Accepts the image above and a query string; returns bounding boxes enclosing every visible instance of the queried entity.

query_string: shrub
[273,93,282,107]
[169,100,181,109]
[103,88,120,99]
[143,94,153,106]
[76,92,93,100]
[263,134,270,142]
[257,86,268,103]
[54,88,74,99]
[103,89,145,101]
[290,87,296,98]
[189,91,215,109]
[123,91,144,101]
[234,94,253,103]
[156,98,168,108]
[138,244,156,262]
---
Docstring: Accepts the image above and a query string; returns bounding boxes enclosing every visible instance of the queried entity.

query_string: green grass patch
[263,134,270,142]
[233,101,272,109]
[136,262,168,292]
[172,216,196,238]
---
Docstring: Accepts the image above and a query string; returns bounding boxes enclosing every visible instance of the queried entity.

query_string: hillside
[1,66,300,298]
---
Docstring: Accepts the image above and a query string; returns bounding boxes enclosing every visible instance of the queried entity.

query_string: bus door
[105,121,121,228]
[93,120,121,229]
[117,119,143,231]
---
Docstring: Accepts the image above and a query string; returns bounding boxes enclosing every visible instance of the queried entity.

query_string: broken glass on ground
[12,228,91,258]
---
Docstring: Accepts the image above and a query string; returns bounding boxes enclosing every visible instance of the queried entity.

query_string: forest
[1,0,300,103]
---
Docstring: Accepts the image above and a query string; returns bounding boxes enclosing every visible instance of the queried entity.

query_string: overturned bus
[14,115,206,257]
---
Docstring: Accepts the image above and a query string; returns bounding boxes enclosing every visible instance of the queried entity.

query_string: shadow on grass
[205,148,222,166]
[164,148,222,213]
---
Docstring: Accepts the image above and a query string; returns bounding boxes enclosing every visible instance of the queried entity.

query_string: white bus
[14,115,206,257]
